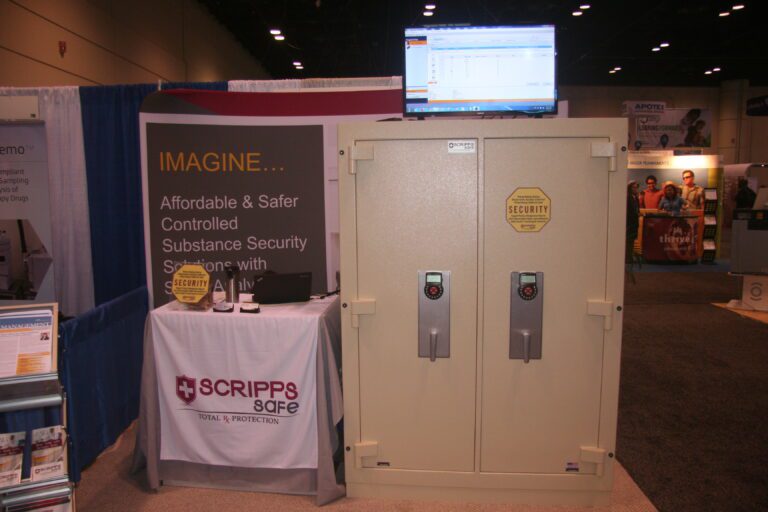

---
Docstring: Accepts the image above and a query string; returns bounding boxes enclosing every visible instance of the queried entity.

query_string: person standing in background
[626,181,640,263]
[681,170,704,209]
[734,177,757,210]
[639,175,664,209]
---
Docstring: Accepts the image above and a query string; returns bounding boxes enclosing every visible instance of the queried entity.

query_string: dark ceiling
[199,0,768,87]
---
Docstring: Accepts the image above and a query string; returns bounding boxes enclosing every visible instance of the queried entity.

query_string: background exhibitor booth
[0,122,55,305]
[627,152,723,264]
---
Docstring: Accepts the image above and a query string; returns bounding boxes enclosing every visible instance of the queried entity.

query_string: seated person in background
[681,169,704,209]
[658,182,685,214]
[639,174,664,209]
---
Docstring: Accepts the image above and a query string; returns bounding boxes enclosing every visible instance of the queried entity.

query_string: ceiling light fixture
[660,42,670,47]
[296,65,304,70]
[713,67,721,72]
[425,4,436,9]
[274,35,285,41]
[719,11,730,16]
[705,70,713,75]
[580,4,591,9]
[269,29,281,35]
[732,4,745,10]
[609,70,616,74]
[293,61,302,66]
[614,66,622,71]
[652,47,660,52]
[572,11,583,16]
[423,10,433,16]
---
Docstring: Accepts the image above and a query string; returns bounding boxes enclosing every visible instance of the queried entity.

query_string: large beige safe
[338,119,628,505]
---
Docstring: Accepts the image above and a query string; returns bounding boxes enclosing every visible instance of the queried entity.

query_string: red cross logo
[176,375,196,405]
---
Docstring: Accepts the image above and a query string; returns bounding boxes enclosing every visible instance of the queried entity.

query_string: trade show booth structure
[339,118,627,505]
[727,163,768,312]
[0,79,401,500]
[627,153,724,263]
[2,76,742,507]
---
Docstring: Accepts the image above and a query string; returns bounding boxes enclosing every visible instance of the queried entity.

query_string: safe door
[480,137,613,474]
[353,138,478,471]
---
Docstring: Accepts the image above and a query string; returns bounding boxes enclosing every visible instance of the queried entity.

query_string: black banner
[145,122,326,306]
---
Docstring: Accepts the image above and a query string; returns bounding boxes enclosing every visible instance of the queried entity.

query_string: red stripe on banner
[161,88,403,116]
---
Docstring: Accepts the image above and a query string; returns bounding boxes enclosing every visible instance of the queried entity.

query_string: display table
[641,212,704,262]
[132,295,344,505]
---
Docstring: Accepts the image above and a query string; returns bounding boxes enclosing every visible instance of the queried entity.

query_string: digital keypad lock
[424,272,444,300]
[517,273,538,301]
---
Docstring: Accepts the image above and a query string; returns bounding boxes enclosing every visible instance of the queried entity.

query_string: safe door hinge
[350,299,376,328]
[591,142,617,171]
[580,446,607,476]
[348,143,374,174]
[354,440,379,468]
[587,299,615,331]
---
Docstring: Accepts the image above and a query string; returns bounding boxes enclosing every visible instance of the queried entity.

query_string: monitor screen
[404,25,557,117]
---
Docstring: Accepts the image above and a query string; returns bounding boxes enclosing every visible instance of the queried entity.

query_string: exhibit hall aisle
[618,271,768,512]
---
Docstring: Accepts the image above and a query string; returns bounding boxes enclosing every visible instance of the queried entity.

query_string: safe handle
[522,330,531,364]
[429,329,438,362]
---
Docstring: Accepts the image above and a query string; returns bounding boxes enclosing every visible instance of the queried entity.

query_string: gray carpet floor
[618,272,768,511]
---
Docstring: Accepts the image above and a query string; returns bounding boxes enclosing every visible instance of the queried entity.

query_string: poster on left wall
[0,122,55,305]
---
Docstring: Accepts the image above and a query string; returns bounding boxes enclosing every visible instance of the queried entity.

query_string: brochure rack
[701,187,719,263]
[0,304,74,512]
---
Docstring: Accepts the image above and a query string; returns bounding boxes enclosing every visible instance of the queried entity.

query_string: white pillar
[718,79,749,164]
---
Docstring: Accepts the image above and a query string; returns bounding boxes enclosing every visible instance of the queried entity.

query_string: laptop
[250,272,312,304]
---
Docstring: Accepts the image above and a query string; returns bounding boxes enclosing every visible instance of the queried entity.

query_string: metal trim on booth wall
[0,484,71,508]
[0,373,62,412]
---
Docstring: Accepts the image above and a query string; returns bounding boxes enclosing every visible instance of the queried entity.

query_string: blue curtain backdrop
[79,81,226,306]
[59,286,148,482]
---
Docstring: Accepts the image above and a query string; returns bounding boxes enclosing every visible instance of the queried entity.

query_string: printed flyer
[30,425,66,482]
[0,308,53,378]
[0,431,25,488]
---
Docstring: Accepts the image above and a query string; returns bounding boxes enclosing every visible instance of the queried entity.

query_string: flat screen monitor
[404,25,557,117]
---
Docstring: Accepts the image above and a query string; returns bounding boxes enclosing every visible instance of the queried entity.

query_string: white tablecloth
[132,296,344,505]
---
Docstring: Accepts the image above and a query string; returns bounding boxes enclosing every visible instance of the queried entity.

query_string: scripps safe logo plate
[447,140,476,153]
